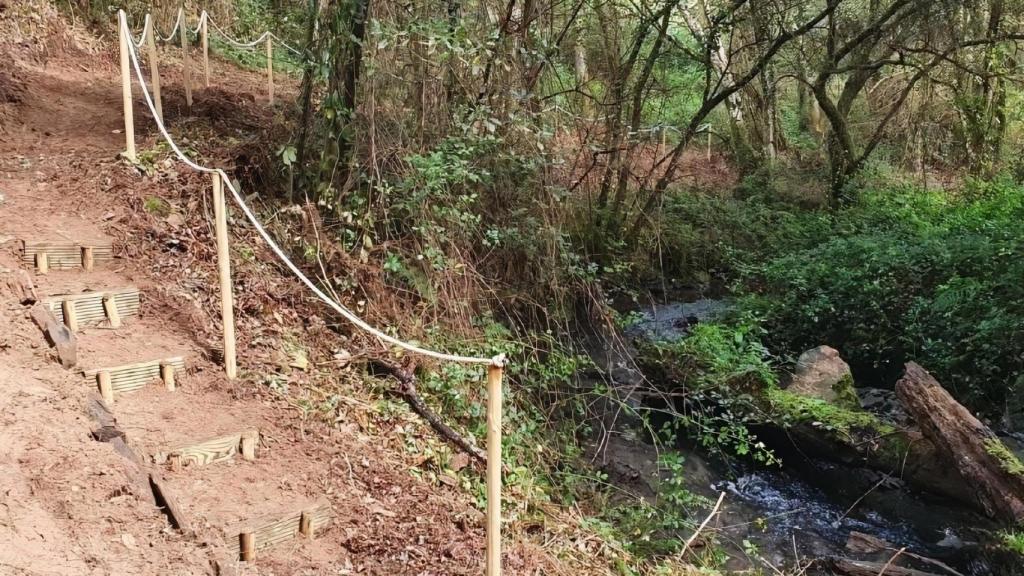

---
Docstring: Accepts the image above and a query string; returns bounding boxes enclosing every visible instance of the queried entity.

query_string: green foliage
[984,438,1024,476]
[414,316,594,507]
[1003,529,1024,555]
[766,388,894,439]
[639,321,778,464]
[641,188,831,287]
[143,196,171,216]
[739,181,1024,414]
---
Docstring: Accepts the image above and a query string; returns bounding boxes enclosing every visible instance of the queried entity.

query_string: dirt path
[0,34,514,575]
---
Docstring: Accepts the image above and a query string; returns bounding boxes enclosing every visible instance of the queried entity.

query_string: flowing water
[607,299,1022,575]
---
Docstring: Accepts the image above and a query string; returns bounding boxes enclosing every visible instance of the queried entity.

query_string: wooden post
[62,300,79,332]
[82,246,95,271]
[161,362,176,391]
[145,13,163,123]
[180,8,192,109]
[98,371,114,404]
[117,10,136,162]
[706,128,712,161]
[266,37,274,105]
[299,511,313,538]
[486,360,504,576]
[201,12,209,88]
[240,532,255,562]
[240,431,256,460]
[212,173,238,379]
[35,252,48,274]
[103,294,122,328]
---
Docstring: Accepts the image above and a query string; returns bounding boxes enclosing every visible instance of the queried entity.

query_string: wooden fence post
[706,127,712,161]
[144,14,163,123]
[180,8,193,109]
[265,37,274,105]
[486,360,504,576]
[201,12,210,88]
[212,173,238,379]
[117,10,136,162]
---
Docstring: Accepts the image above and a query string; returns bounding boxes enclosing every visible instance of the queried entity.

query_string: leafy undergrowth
[99,33,710,576]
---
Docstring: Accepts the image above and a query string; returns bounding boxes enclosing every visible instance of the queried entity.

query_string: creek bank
[585,298,1023,574]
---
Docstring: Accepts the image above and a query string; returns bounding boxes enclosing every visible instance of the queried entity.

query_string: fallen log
[29,304,76,368]
[895,362,1024,523]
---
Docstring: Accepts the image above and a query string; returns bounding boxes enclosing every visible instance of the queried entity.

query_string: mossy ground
[766,388,895,437]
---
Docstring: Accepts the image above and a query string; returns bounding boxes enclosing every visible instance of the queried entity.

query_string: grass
[1003,530,1024,555]
[984,438,1024,476]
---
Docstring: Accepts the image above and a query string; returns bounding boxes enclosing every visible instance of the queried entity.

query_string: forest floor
[0,9,589,576]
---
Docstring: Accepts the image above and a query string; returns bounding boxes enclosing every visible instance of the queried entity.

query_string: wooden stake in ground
[266,37,274,105]
[180,8,193,109]
[201,12,209,88]
[486,360,504,576]
[212,173,238,379]
[145,13,163,123]
[117,10,136,162]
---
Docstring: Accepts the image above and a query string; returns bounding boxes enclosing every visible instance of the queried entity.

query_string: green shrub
[740,181,1024,414]
[638,321,778,464]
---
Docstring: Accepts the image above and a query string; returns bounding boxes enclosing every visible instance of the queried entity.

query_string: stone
[786,345,858,409]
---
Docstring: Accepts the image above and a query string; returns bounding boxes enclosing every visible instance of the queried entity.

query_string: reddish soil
[0,13,566,576]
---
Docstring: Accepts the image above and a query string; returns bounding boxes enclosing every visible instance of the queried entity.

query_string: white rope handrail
[156,9,182,43]
[206,14,303,55]
[129,14,151,49]
[190,11,208,36]
[118,12,500,368]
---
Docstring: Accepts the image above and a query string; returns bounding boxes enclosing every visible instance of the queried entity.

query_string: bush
[740,180,1024,414]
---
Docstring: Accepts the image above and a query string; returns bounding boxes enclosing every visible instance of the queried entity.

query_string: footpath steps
[13,234,336,567]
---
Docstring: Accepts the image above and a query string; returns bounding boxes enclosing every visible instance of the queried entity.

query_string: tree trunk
[896,362,1024,524]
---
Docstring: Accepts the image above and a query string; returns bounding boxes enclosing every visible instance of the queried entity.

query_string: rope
[206,15,303,55]
[118,12,502,368]
[129,14,151,49]
[156,9,182,43]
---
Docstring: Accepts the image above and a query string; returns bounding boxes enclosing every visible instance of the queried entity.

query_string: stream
[594,299,1022,575]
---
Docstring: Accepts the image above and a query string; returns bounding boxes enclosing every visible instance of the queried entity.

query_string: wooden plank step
[153,430,259,470]
[228,499,333,561]
[21,240,114,272]
[83,356,185,402]
[42,287,140,330]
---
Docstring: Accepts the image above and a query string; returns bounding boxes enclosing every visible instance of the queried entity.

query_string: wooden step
[42,287,140,331]
[229,499,333,561]
[153,430,260,470]
[83,356,185,403]
[22,239,113,272]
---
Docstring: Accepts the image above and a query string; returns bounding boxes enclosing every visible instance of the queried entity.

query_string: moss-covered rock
[785,345,859,409]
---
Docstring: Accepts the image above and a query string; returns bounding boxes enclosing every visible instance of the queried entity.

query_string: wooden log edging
[896,361,1024,523]
[230,499,332,561]
[83,356,186,400]
[153,430,259,469]
[22,240,114,271]
[43,288,140,329]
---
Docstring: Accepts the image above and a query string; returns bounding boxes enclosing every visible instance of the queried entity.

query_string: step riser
[84,357,185,401]
[233,502,332,560]
[44,290,140,329]
[22,241,113,271]
[154,430,259,469]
